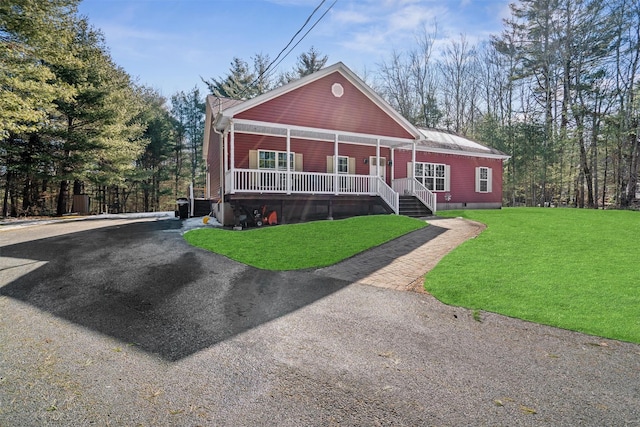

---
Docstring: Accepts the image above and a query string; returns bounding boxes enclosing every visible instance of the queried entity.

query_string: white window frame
[476,166,492,193]
[258,150,294,171]
[414,162,449,192]
[337,155,349,174]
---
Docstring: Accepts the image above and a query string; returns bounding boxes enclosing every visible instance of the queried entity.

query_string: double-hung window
[414,162,449,191]
[337,156,349,174]
[475,167,492,193]
[259,150,294,171]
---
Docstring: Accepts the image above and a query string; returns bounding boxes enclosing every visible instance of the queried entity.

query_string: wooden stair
[399,196,432,217]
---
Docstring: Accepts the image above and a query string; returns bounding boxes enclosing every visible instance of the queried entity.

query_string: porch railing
[225,169,399,214]
[392,177,437,214]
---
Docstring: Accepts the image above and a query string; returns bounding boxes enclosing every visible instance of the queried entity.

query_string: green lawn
[426,208,640,344]
[184,215,426,270]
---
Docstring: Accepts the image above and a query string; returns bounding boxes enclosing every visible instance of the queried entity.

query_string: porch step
[192,199,212,217]
[399,196,432,218]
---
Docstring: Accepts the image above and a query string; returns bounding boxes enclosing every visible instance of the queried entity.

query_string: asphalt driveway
[1,217,639,426]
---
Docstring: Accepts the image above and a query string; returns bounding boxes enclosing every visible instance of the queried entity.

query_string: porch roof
[231,118,417,148]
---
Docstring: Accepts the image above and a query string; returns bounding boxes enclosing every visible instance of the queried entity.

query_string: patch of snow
[181,216,222,234]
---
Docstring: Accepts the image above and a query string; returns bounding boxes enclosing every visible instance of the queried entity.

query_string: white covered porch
[217,118,437,215]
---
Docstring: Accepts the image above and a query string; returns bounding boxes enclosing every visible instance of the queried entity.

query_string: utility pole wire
[212,0,336,107]
[262,0,328,79]
[266,0,337,79]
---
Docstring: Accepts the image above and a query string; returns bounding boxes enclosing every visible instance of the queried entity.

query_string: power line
[262,0,328,80]
[266,0,337,79]
[211,0,336,107]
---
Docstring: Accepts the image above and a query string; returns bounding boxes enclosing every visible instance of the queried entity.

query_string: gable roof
[213,62,421,140]
[416,128,510,160]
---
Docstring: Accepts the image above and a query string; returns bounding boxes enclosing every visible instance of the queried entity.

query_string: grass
[426,208,640,344]
[184,215,426,270]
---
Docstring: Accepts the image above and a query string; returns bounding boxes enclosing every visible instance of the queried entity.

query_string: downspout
[211,97,226,224]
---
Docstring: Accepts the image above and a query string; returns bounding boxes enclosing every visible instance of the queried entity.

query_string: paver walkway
[315,217,485,292]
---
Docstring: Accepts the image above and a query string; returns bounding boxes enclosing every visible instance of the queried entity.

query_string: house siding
[235,72,414,140]
[393,149,504,205]
[232,133,393,182]
[207,131,222,200]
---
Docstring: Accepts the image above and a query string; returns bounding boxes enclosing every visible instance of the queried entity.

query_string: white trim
[257,149,295,171]
[229,121,235,194]
[231,118,416,147]
[414,145,510,160]
[214,62,421,140]
[337,155,349,174]
[476,166,492,193]
[414,161,449,192]
[331,82,344,97]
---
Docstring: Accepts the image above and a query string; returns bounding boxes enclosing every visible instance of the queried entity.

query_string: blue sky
[77,0,512,96]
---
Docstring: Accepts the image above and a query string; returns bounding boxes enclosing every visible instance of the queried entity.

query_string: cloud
[332,9,372,25]
[330,1,444,54]
[98,23,177,43]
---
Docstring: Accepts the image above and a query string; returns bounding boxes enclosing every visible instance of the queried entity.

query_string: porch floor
[314,217,485,291]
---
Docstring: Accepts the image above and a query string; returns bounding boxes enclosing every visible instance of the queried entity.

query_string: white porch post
[334,133,339,195]
[411,140,416,194]
[390,148,395,182]
[286,128,291,194]
[229,121,235,194]
[376,139,381,194]
[376,139,381,176]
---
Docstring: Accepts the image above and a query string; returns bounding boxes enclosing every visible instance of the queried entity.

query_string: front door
[369,156,386,182]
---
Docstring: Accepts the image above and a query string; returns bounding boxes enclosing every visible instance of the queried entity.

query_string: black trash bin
[176,198,189,219]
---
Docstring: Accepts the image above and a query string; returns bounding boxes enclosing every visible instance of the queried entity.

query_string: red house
[202,62,509,225]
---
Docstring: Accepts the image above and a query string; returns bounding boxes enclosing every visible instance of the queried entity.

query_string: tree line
[1,0,205,216]
[0,1,328,217]
[2,0,639,217]
[375,0,640,209]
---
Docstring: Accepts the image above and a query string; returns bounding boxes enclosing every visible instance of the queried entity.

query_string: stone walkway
[315,217,486,292]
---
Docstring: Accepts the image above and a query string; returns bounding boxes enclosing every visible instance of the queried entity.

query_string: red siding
[393,149,504,205]
[236,72,414,139]
[206,132,222,200]
[233,133,392,183]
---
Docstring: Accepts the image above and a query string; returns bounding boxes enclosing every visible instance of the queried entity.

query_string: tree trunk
[622,126,639,207]
[56,179,69,216]
[3,170,12,217]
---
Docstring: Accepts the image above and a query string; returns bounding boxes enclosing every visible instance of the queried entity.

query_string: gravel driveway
[1,217,639,426]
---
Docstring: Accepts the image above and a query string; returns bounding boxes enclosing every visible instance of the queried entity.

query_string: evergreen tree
[202,57,256,100]
[135,88,176,212]
[0,0,78,138]
[295,46,327,77]
[170,88,205,189]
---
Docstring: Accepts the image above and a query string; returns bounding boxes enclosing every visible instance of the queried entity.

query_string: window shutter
[444,165,451,192]
[295,153,303,171]
[487,167,493,193]
[475,167,481,193]
[407,162,413,178]
[348,157,356,174]
[326,156,334,173]
[249,150,258,169]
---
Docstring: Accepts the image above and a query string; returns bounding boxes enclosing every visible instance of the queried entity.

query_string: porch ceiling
[230,119,417,149]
